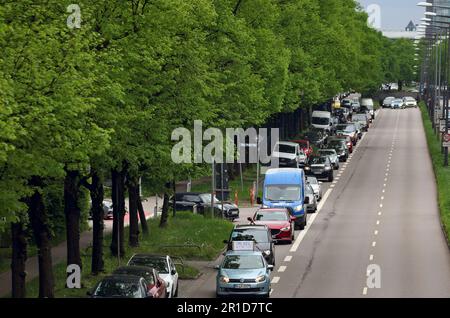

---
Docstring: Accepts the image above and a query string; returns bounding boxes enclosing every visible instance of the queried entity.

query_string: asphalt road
[180,108,450,298]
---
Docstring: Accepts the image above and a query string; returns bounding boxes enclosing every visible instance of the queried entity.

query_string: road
[180,108,450,298]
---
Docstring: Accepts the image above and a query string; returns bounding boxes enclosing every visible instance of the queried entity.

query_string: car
[88,275,152,298]
[304,155,334,182]
[304,183,318,213]
[259,168,309,230]
[311,111,333,133]
[382,97,395,108]
[341,100,354,116]
[303,129,328,148]
[352,113,369,132]
[317,149,339,170]
[172,192,239,220]
[291,139,313,158]
[391,98,404,109]
[335,123,358,146]
[112,266,167,298]
[353,121,363,139]
[351,102,360,113]
[327,138,349,162]
[329,135,353,153]
[250,208,296,243]
[224,224,275,265]
[127,254,179,298]
[88,200,117,220]
[403,96,418,108]
[215,250,273,298]
[306,176,323,201]
[271,141,306,168]
[361,98,375,120]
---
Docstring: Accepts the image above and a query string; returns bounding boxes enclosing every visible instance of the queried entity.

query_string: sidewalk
[0,196,162,297]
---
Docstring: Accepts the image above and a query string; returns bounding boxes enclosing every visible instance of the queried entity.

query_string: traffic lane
[368,108,450,297]
[271,109,397,297]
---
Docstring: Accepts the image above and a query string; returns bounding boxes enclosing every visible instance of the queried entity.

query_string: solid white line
[278,266,287,273]
[290,188,333,253]
[284,255,292,262]
[271,277,280,284]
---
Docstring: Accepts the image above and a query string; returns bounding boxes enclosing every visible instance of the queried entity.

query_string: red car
[112,266,167,298]
[291,139,313,158]
[249,208,296,244]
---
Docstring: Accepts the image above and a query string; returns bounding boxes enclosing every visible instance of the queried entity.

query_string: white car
[272,141,306,168]
[306,176,323,201]
[127,254,179,298]
[391,99,405,109]
[403,96,417,108]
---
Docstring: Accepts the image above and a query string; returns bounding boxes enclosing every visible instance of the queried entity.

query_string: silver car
[306,176,322,202]
[318,149,339,170]
[305,183,318,213]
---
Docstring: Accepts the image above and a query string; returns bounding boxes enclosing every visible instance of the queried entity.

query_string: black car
[303,129,327,147]
[327,139,349,162]
[224,224,275,266]
[304,155,334,182]
[172,192,239,220]
[88,275,151,298]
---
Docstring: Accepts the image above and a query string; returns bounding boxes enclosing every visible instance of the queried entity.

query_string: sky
[357,0,425,30]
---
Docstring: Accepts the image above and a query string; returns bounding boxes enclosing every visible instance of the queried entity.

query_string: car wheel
[328,172,334,182]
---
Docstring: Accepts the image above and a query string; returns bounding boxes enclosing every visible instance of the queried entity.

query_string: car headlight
[304,166,311,170]
[325,166,331,170]
[264,250,271,256]
[255,275,266,283]
[293,205,303,212]
[219,276,230,283]
[280,226,290,232]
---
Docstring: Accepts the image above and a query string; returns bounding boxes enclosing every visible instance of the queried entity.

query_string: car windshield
[353,115,366,121]
[265,185,301,201]
[329,141,345,148]
[393,99,402,103]
[222,255,264,270]
[231,229,268,243]
[336,125,355,133]
[181,195,201,203]
[319,150,335,156]
[128,257,169,274]
[93,280,141,298]
[310,157,326,164]
[113,269,155,285]
[274,144,296,154]
[199,193,220,203]
[312,117,330,125]
[255,211,288,221]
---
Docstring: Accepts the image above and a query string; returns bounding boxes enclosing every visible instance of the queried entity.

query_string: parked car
[291,139,313,158]
[271,141,306,168]
[250,208,296,243]
[304,155,334,182]
[329,135,353,153]
[306,176,323,201]
[317,149,339,170]
[172,192,239,220]
[88,275,152,298]
[127,254,179,298]
[304,183,318,213]
[215,250,273,298]
[382,96,395,108]
[224,224,275,265]
[335,123,358,146]
[403,96,418,108]
[112,266,166,298]
[327,139,349,162]
[391,98,404,109]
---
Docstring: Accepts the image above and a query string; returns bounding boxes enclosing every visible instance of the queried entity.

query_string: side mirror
[304,197,310,204]
[171,269,177,275]
[290,216,297,221]
[214,265,220,270]
[256,197,262,205]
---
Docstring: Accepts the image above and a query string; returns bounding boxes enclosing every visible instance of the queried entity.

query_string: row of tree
[0,0,413,297]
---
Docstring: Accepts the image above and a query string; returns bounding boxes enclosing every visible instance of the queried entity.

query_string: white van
[311,111,332,132]
[361,98,375,120]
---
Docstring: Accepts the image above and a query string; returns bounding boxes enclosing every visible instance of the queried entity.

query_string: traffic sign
[440,119,447,133]
[443,133,450,148]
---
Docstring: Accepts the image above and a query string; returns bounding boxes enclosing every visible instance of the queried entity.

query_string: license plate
[235,284,251,289]
[313,171,322,175]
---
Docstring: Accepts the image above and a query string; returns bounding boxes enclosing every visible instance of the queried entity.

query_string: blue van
[258,168,308,230]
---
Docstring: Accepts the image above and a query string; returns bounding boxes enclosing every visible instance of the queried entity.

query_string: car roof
[129,254,167,260]
[234,224,269,230]
[175,192,201,196]
[224,250,265,257]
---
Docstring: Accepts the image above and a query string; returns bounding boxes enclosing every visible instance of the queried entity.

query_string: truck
[257,168,309,230]
[311,110,333,133]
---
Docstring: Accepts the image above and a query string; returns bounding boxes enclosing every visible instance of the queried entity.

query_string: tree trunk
[64,169,82,271]
[159,182,171,228]
[110,167,126,257]
[90,169,104,275]
[28,183,54,298]
[11,221,27,298]
[172,180,176,217]
[126,175,139,247]
[137,194,149,235]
